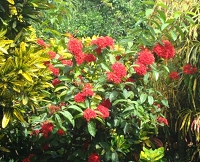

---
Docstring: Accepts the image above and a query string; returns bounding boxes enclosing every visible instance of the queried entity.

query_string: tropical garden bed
[0,0,200,161]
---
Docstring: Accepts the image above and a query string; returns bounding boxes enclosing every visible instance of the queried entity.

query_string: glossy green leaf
[87,121,96,137]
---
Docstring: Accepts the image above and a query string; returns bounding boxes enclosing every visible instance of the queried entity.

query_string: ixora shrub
[1,34,173,161]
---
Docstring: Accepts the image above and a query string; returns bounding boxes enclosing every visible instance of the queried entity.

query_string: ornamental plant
[0,34,173,161]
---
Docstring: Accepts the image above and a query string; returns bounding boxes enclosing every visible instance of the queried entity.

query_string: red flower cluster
[84,54,96,63]
[74,92,86,103]
[52,78,61,87]
[183,64,197,74]
[169,71,180,80]
[91,36,114,49]
[41,121,54,138]
[88,153,100,162]
[37,38,46,48]
[67,38,86,65]
[126,77,135,83]
[106,72,122,84]
[22,154,35,162]
[48,105,60,114]
[97,104,109,119]
[153,40,175,60]
[137,49,155,65]
[30,129,40,136]
[82,83,94,96]
[74,83,94,103]
[47,51,56,59]
[134,62,147,76]
[101,98,112,109]
[48,64,60,76]
[157,116,168,125]
[75,52,85,65]
[83,108,97,122]
[67,38,83,55]
[42,143,50,151]
[107,62,127,84]
[111,62,127,78]
[61,59,73,66]
[57,129,65,136]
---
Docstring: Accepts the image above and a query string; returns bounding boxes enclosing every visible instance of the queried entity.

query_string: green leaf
[68,105,83,113]
[153,70,159,81]
[122,106,135,113]
[59,111,74,126]
[55,114,66,131]
[142,1,155,5]
[170,30,177,41]
[101,62,110,71]
[111,151,119,162]
[87,121,96,137]
[145,8,154,17]
[161,23,169,31]
[157,10,166,22]
[108,54,116,64]
[161,99,169,107]
[54,86,68,92]
[148,96,154,105]
[140,93,147,104]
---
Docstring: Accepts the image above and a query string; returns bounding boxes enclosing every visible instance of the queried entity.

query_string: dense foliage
[0,0,200,162]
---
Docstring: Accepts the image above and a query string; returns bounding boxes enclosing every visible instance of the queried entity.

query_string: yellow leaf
[0,146,10,152]
[0,134,5,139]
[20,42,26,57]
[35,63,46,68]
[22,72,33,82]
[31,2,38,7]
[22,95,28,105]
[0,47,8,54]
[2,112,11,128]
[7,0,15,5]
[13,110,25,122]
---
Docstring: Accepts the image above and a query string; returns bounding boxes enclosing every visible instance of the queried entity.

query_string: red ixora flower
[61,59,73,66]
[101,98,112,109]
[57,129,65,136]
[83,108,96,122]
[111,62,127,78]
[74,92,86,103]
[169,71,180,80]
[137,49,155,65]
[88,153,100,162]
[157,116,168,125]
[47,51,56,59]
[153,40,175,60]
[91,36,114,50]
[97,104,109,119]
[22,154,35,162]
[75,52,85,65]
[82,83,94,97]
[106,72,121,84]
[48,64,60,76]
[183,64,197,74]
[67,38,83,55]
[41,121,54,138]
[134,62,147,76]
[42,143,50,151]
[52,78,61,87]
[48,105,60,114]
[84,54,96,62]
[37,38,47,48]
[30,129,40,136]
